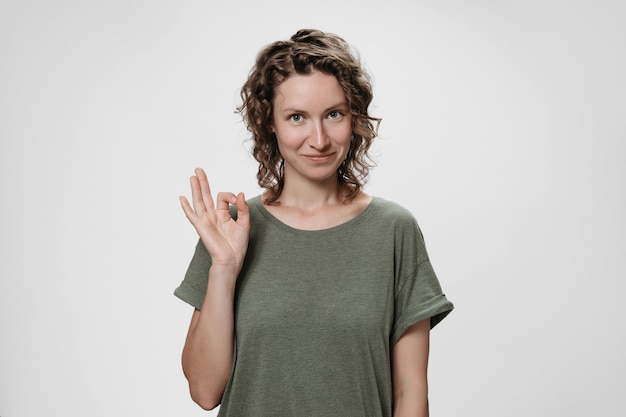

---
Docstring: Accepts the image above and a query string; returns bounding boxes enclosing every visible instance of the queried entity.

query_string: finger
[195,167,215,210]
[189,175,207,213]
[179,195,196,221]
[216,192,237,211]
[234,192,251,228]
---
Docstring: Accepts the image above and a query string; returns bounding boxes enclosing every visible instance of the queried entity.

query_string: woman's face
[271,71,353,187]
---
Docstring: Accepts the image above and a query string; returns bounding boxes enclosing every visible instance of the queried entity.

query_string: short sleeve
[173,239,212,310]
[174,206,239,309]
[391,218,454,346]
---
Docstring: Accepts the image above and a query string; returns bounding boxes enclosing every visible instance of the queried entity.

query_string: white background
[1,0,624,416]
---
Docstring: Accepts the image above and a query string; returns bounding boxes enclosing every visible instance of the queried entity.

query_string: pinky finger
[179,196,196,221]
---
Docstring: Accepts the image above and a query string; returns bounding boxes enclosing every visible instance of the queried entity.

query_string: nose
[309,121,330,150]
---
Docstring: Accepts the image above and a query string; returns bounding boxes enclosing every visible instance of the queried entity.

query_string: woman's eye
[290,114,303,122]
[328,110,341,119]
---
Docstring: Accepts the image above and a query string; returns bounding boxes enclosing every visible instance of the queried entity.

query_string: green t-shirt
[174,196,453,416]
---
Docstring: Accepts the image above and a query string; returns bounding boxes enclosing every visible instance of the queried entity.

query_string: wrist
[208,263,241,288]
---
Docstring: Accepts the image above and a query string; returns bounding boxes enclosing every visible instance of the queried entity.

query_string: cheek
[336,122,353,144]
[342,115,353,136]
[274,127,301,152]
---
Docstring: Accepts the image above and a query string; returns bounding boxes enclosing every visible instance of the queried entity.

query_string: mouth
[304,153,335,163]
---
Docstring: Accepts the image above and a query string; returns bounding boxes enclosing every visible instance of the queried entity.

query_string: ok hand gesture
[179,168,250,274]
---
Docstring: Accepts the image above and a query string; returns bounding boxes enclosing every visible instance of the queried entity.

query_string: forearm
[393,387,429,417]
[181,265,237,410]
[392,318,431,417]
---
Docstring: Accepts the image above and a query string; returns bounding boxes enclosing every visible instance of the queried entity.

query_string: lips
[304,153,335,163]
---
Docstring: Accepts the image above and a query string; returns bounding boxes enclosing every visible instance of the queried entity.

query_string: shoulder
[371,197,420,227]
[369,197,427,245]
[371,198,431,263]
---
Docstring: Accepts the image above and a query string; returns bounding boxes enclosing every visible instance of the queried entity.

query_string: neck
[276,175,344,211]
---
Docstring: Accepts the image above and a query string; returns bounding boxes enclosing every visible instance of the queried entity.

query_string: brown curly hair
[237,29,381,205]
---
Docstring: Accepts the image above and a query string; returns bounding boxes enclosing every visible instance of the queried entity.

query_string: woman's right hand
[179,168,250,274]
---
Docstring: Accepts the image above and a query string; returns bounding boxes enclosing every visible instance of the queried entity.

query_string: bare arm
[392,318,431,417]
[181,267,236,409]
[179,168,250,410]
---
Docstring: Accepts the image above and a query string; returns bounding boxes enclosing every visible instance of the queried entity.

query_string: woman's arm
[392,318,431,417]
[179,168,250,410]
[181,265,237,410]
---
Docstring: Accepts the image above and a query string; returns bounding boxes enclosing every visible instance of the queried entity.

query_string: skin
[393,318,431,417]
[179,168,249,410]
[179,71,431,415]
[272,71,352,200]
[267,71,371,228]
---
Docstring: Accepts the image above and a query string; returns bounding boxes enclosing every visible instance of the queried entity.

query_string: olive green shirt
[174,196,453,416]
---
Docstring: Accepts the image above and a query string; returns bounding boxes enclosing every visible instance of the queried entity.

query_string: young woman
[175,29,453,417]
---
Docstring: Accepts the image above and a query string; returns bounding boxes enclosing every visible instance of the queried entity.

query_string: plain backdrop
[1,0,624,416]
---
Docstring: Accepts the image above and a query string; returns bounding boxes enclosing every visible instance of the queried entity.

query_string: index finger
[194,167,215,210]
[216,192,237,211]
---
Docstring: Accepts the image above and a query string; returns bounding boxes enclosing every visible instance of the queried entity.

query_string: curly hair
[237,29,381,205]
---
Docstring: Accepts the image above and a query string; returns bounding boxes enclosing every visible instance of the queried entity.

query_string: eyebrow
[280,102,349,114]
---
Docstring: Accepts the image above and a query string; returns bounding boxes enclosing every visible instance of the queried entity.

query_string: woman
[175,29,453,417]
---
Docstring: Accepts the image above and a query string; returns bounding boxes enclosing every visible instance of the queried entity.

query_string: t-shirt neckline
[249,195,379,236]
